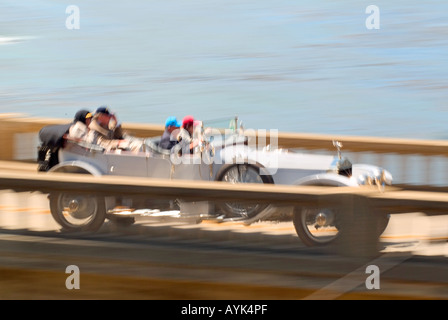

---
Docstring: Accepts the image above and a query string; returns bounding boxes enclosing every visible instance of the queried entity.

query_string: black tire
[49,192,106,232]
[293,206,390,247]
[293,206,341,247]
[214,163,273,220]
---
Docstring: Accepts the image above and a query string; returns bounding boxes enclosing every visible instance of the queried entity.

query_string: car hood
[217,146,336,171]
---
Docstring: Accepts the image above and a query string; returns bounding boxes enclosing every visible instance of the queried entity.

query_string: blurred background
[0,1,448,301]
[1,0,448,139]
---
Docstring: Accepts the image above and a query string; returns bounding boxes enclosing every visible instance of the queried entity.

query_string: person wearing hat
[86,106,142,151]
[68,109,93,140]
[176,115,200,154]
[90,106,123,137]
[38,109,93,171]
[159,116,181,150]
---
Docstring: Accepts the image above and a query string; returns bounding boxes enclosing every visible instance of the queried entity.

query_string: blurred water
[0,0,448,140]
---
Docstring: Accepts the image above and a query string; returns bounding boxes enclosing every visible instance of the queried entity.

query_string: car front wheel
[293,206,341,246]
[293,206,390,247]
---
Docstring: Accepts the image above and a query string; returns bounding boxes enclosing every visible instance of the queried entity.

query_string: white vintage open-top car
[37,118,393,246]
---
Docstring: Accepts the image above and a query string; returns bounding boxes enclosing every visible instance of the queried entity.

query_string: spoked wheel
[215,163,273,220]
[49,192,106,232]
[293,206,341,246]
[293,206,391,247]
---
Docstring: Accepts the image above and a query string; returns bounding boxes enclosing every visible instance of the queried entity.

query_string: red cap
[182,115,194,127]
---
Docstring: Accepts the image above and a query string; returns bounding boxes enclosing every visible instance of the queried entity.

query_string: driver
[177,115,201,154]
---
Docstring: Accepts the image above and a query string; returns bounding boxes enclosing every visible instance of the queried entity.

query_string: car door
[170,153,212,181]
[105,150,148,177]
[146,154,172,179]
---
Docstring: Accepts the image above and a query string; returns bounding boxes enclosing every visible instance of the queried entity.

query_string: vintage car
[37,118,393,246]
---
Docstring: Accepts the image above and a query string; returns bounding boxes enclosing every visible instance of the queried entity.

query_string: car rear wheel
[49,192,106,232]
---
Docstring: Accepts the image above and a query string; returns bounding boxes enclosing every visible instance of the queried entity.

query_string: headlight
[373,169,382,186]
[357,174,373,185]
[357,169,393,187]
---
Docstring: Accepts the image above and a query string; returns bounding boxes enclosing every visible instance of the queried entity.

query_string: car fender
[48,160,105,176]
[293,173,359,187]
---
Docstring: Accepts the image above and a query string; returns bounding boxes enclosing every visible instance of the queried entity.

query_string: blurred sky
[0,0,447,139]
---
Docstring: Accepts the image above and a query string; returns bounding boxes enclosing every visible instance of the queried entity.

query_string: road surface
[0,190,447,300]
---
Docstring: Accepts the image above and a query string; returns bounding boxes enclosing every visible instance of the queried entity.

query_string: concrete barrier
[1,169,446,214]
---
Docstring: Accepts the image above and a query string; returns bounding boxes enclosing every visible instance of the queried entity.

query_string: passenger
[68,109,93,140]
[86,106,141,151]
[37,109,92,171]
[159,116,181,150]
[177,115,200,154]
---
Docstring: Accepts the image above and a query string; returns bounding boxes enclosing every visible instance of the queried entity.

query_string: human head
[74,109,93,126]
[94,106,114,129]
[182,115,195,134]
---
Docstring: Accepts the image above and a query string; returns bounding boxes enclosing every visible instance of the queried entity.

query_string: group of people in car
[159,114,201,153]
[67,106,200,154]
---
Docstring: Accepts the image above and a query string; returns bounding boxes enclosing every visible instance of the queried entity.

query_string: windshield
[201,116,243,133]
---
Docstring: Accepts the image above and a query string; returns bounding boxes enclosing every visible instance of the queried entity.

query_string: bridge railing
[1,113,447,186]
